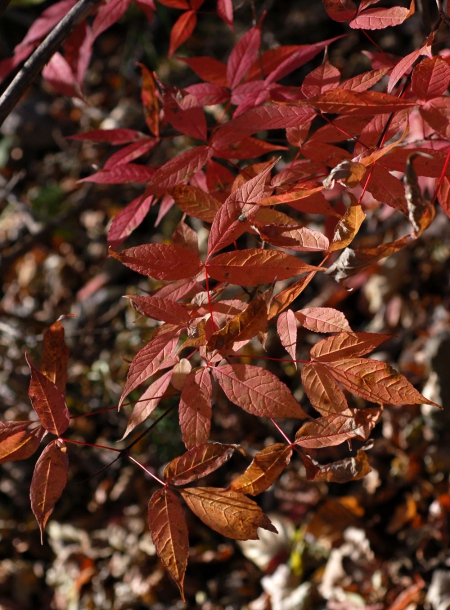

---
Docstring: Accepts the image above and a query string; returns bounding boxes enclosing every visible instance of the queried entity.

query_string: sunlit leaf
[311,331,391,361]
[302,362,349,416]
[230,443,292,495]
[296,307,351,334]
[276,309,297,362]
[179,367,212,449]
[0,422,45,464]
[164,442,237,485]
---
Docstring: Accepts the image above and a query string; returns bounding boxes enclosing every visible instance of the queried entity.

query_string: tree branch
[0,0,103,128]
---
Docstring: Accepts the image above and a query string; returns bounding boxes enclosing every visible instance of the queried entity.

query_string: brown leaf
[329,196,365,252]
[404,152,436,237]
[30,439,69,543]
[268,273,315,319]
[301,449,372,483]
[0,422,45,464]
[181,487,277,540]
[207,288,271,353]
[230,444,292,495]
[40,316,73,395]
[311,331,391,361]
[323,160,366,189]
[302,362,349,416]
[179,367,212,449]
[148,488,189,601]
[164,442,237,485]
[25,353,70,436]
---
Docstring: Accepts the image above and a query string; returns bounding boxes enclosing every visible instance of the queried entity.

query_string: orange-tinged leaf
[207,290,270,353]
[340,67,389,92]
[268,272,315,319]
[169,10,197,57]
[303,89,415,115]
[148,488,188,601]
[0,422,45,464]
[119,327,182,408]
[126,295,191,326]
[254,224,329,252]
[214,364,307,418]
[364,165,408,215]
[25,354,69,436]
[258,185,324,206]
[179,367,212,449]
[206,249,318,286]
[437,176,450,219]
[296,307,351,334]
[311,331,391,362]
[302,362,349,416]
[230,443,292,495]
[121,370,172,439]
[323,160,366,189]
[276,309,297,362]
[164,442,237,485]
[40,316,72,395]
[404,153,436,237]
[170,185,221,222]
[149,146,212,193]
[301,449,372,483]
[295,407,382,448]
[139,64,159,136]
[30,439,69,543]
[109,243,202,280]
[355,121,409,167]
[325,358,440,406]
[302,62,341,97]
[329,199,365,252]
[181,487,277,539]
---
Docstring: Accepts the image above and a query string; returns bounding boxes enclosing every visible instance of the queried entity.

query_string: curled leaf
[230,443,292,495]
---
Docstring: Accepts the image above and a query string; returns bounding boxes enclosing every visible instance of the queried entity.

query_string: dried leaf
[0,422,45,464]
[148,489,189,600]
[181,487,277,539]
[230,444,292,495]
[404,152,436,237]
[329,198,365,252]
[301,449,372,482]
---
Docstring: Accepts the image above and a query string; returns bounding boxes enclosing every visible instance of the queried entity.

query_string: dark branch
[0,0,103,128]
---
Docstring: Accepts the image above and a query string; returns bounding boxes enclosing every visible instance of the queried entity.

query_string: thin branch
[0,0,103,128]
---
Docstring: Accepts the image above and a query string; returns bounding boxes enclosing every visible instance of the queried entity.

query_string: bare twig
[0,0,103,128]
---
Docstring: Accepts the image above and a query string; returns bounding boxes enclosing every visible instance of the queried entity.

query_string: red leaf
[325,358,440,406]
[295,407,382,448]
[107,193,154,249]
[276,310,298,363]
[158,0,189,7]
[119,327,182,407]
[322,0,357,22]
[255,224,330,252]
[104,139,157,169]
[25,354,70,436]
[227,23,261,89]
[217,0,233,29]
[340,67,389,92]
[69,128,145,144]
[169,10,197,57]
[304,89,415,115]
[301,62,341,97]
[30,439,69,543]
[121,370,172,437]
[109,243,202,280]
[230,443,292,495]
[296,307,352,334]
[213,136,287,160]
[311,332,391,361]
[92,0,129,39]
[19,0,77,48]
[181,487,277,539]
[0,422,45,464]
[163,90,207,141]
[185,83,229,106]
[214,364,306,418]
[301,362,349,416]
[126,295,191,325]
[207,160,277,257]
[164,442,237,484]
[42,53,81,98]
[170,185,222,222]
[350,0,415,29]
[206,249,318,286]
[148,489,188,601]
[79,164,155,184]
[179,367,212,449]
[437,176,450,219]
[149,146,212,194]
[139,64,160,136]
[387,37,432,93]
[179,56,228,86]
[364,165,408,215]
[212,106,316,147]
[412,56,450,101]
